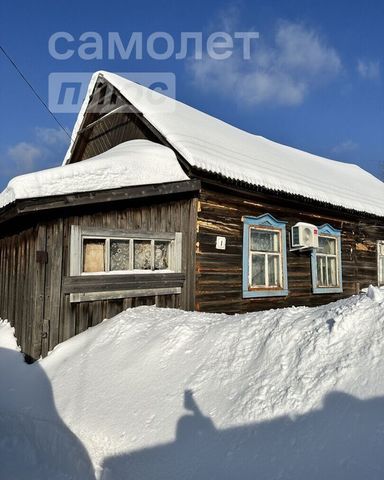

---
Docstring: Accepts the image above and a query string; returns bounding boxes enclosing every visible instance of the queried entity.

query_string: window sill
[80,269,175,276]
[243,289,289,298]
[63,272,185,297]
[70,286,181,303]
[312,287,343,294]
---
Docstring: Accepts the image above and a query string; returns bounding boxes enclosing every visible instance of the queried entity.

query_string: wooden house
[1,71,383,360]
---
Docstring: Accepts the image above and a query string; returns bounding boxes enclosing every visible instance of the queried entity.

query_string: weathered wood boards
[195,182,384,313]
[0,195,197,360]
[1,179,383,359]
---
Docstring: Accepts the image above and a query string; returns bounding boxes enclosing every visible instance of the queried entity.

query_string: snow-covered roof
[65,71,384,217]
[0,140,189,209]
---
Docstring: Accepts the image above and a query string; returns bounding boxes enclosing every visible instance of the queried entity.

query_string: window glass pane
[268,255,280,287]
[317,256,327,287]
[251,254,265,286]
[316,257,321,285]
[110,240,130,271]
[83,239,105,273]
[251,230,279,252]
[328,257,338,286]
[134,240,152,270]
[319,237,336,254]
[379,256,384,283]
[154,241,169,270]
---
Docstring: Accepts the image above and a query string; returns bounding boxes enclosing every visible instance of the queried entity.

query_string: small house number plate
[216,236,226,250]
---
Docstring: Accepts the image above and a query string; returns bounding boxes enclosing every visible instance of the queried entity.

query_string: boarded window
[83,239,105,273]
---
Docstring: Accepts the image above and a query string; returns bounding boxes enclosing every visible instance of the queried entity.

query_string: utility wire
[0,44,72,139]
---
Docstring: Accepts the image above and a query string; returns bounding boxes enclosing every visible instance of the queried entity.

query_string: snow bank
[0,140,189,209]
[1,290,384,479]
[367,284,384,302]
[0,341,95,479]
[0,319,19,351]
[65,71,384,217]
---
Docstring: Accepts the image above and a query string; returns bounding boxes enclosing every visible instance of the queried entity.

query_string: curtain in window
[110,240,130,271]
[316,237,338,287]
[250,229,281,288]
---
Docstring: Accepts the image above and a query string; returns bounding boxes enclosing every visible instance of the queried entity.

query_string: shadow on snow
[102,389,384,480]
[0,347,96,480]
[2,344,384,480]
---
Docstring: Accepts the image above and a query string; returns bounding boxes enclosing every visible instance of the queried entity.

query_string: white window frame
[70,226,182,276]
[311,224,343,294]
[378,240,384,286]
[248,227,284,289]
[316,235,339,288]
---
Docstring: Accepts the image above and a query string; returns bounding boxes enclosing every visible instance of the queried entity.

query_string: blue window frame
[242,214,288,298]
[311,224,343,294]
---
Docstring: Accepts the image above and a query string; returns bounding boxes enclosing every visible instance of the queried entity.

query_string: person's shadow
[0,347,96,480]
[101,389,384,480]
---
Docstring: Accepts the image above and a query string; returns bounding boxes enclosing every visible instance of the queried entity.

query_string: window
[243,214,288,298]
[378,241,384,286]
[311,224,342,294]
[70,226,182,276]
[82,237,171,274]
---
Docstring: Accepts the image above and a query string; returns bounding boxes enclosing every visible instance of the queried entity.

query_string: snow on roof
[0,140,189,209]
[65,71,384,217]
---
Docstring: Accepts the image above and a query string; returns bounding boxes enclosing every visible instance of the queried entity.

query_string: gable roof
[64,71,384,217]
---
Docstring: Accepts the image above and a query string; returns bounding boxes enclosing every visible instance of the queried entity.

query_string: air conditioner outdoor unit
[291,222,319,249]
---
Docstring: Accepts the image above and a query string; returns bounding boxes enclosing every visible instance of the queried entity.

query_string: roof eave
[0,179,201,228]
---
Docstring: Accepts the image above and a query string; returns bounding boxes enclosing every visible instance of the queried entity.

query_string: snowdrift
[0,140,188,209]
[1,288,384,479]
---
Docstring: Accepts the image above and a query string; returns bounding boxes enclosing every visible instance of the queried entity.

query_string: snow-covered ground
[1,287,384,479]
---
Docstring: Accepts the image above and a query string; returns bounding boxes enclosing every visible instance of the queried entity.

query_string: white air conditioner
[291,222,319,249]
[379,242,384,256]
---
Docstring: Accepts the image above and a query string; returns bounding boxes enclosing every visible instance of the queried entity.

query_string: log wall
[195,183,384,313]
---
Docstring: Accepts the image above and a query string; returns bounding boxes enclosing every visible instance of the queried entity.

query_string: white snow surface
[1,289,384,479]
[0,140,188,208]
[64,71,384,217]
[0,320,19,351]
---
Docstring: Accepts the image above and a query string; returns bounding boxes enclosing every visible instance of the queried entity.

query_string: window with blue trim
[311,224,343,294]
[242,214,288,298]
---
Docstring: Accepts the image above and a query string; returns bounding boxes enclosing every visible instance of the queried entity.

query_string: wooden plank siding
[195,183,384,313]
[0,226,40,358]
[0,195,197,360]
[67,78,162,164]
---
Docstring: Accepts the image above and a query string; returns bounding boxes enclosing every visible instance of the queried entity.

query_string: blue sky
[0,0,383,190]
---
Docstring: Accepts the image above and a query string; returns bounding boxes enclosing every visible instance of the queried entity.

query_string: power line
[0,44,72,140]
